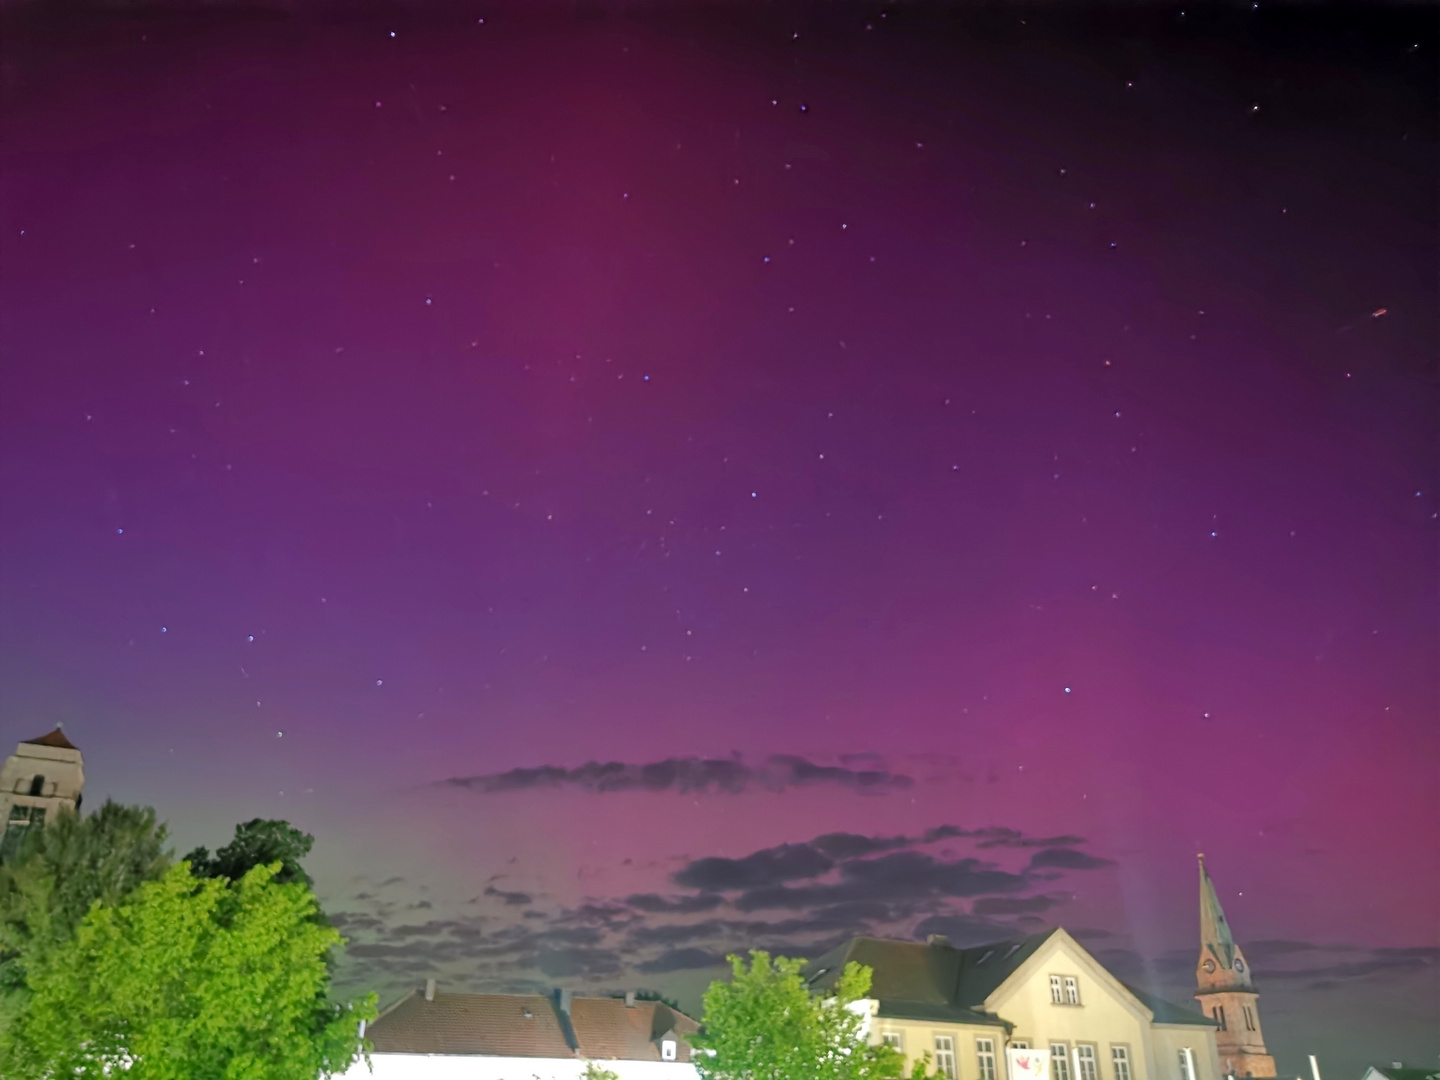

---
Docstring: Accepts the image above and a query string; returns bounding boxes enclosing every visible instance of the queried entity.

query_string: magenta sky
[1,2,1436,1073]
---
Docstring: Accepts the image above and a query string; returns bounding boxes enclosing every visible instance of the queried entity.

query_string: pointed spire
[1197,854,1252,989]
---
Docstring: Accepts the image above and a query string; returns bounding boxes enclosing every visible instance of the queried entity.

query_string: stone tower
[1195,854,1276,1077]
[0,728,85,861]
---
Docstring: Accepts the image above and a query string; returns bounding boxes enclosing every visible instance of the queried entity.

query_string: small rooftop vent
[926,934,951,948]
[424,978,436,1002]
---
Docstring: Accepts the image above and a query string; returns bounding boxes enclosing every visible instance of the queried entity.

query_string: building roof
[1362,1068,1440,1080]
[806,930,1214,1029]
[1122,984,1218,1028]
[806,930,1053,1008]
[21,728,78,751]
[366,990,698,1060]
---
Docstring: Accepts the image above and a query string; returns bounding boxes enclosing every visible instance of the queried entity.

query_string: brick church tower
[1195,855,1276,1077]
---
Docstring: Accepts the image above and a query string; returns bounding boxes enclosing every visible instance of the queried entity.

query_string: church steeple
[1197,853,1252,991]
[1194,855,1275,1077]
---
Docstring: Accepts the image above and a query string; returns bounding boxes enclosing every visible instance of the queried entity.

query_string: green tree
[0,860,376,1079]
[582,1062,622,1080]
[694,951,930,1080]
[187,817,315,888]
[0,801,169,1012]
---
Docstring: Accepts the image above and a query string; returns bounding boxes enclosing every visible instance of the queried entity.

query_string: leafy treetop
[187,818,315,888]
[693,951,941,1080]
[0,860,376,1080]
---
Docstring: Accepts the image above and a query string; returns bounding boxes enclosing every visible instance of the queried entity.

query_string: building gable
[983,928,1151,1026]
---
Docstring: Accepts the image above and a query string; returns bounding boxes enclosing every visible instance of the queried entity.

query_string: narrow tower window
[1211,1004,1226,1031]
[28,775,45,797]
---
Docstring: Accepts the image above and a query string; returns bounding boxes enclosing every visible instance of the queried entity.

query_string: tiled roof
[369,993,571,1055]
[22,728,78,751]
[571,997,699,1062]
[366,990,698,1060]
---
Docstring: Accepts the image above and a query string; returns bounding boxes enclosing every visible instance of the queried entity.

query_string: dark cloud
[673,842,835,891]
[443,754,913,796]
[625,892,725,914]
[333,822,1110,1002]
[538,947,625,978]
[972,894,1060,915]
[1027,847,1113,871]
[484,885,534,906]
[911,914,1021,948]
[732,852,1029,912]
[635,948,729,974]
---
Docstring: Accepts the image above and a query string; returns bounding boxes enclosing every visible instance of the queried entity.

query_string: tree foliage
[0,860,376,1079]
[187,818,316,888]
[0,801,169,1005]
[581,1062,622,1080]
[693,951,931,1080]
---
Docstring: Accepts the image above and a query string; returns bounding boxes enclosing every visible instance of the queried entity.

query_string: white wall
[338,1054,700,1080]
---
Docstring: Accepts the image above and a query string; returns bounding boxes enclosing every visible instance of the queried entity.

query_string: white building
[0,727,84,861]
[341,985,700,1080]
[807,927,1223,1080]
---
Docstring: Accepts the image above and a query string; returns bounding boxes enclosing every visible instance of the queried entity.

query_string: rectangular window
[977,1038,997,1080]
[1011,1041,1030,1049]
[1076,1045,1098,1080]
[1064,976,1081,1005]
[1212,1005,1227,1031]
[882,1032,904,1051]
[1179,1049,1196,1080]
[1050,974,1065,1004]
[1111,1045,1131,1080]
[1052,1045,1071,1080]
[934,1036,957,1080]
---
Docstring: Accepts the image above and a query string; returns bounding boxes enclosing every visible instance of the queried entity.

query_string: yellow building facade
[809,929,1223,1080]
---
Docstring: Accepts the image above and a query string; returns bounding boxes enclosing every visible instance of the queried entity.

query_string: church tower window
[28,775,44,797]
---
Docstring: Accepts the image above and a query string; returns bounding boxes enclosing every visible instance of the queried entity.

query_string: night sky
[1,1,1435,1073]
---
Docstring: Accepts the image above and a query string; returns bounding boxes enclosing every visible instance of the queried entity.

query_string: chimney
[557,988,573,1016]
[424,978,437,1002]
[625,991,637,1008]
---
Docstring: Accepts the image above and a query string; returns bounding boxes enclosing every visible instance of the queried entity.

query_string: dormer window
[661,1039,677,1061]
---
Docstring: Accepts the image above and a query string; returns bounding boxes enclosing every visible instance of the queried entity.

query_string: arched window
[28,776,45,797]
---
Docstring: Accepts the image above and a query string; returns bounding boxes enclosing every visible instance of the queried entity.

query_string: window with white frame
[661,1039,677,1061]
[1076,1044,1098,1080]
[1111,1045,1131,1080]
[1052,1044,1071,1080]
[1179,1048,1196,1080]
[1011,1041,1030,1049]
[1064,976,1081,1005]
[882,1032,904,1052]
[1049,974,1065,1004]
[977,1038,997,1080]
[934,1035,957,1079]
